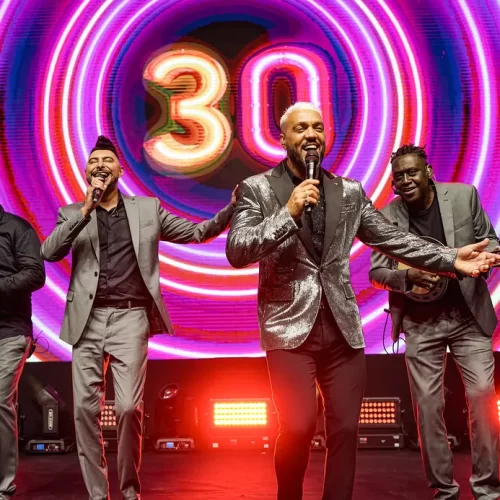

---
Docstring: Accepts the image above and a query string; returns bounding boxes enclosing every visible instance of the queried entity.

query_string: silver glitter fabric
[226,162,457,351]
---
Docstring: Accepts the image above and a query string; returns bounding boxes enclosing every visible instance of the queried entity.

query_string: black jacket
[0,205,45,338]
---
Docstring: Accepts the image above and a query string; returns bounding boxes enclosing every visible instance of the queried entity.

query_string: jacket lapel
[86,214,100,263]
[434,182,454,248]
[267,161,320,264]
[123,196,140,257]
[321,172,343,262]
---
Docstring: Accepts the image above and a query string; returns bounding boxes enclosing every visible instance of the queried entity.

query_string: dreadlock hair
[90,135,119,158]
[390,143,427,164]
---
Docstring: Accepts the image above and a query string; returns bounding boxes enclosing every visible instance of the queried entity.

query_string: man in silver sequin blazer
[226,102,500,500]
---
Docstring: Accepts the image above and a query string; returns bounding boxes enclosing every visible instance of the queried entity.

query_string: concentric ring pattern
[1,0,499,361]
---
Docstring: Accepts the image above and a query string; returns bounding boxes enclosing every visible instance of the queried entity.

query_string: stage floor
[16,448,477,499]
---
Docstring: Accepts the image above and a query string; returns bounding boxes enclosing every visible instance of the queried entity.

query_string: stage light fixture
[102,401,118,431]
[207,398,276,450]
[359,398,401,428]
[24,373,75,454]
[154,384,198,452]
[358,398,404,449]
[102,400,144,450]
[213,401,268,427]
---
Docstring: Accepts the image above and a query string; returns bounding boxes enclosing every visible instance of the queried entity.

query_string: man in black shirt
[0,205,45,499]
[227,102,500,500]
[369,144,500,499]
[42,136,236,500]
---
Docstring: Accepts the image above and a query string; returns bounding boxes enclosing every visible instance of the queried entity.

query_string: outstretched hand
[454,239,500,277]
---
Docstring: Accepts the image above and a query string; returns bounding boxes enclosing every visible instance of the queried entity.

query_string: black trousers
[266,302,366,500]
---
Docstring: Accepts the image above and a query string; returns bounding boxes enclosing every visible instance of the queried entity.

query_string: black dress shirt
[0,205,46,339]
[93,195,151,306]
[408,192,469,312]
[284,163,326,257]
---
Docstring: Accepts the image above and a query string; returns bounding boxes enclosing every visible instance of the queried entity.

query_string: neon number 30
[239,45,333,164]
[143,48,231,174]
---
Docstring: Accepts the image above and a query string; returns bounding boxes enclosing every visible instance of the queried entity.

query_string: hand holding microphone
[286,149,321,220]
[81,172,111,218]
[287,179,320,220]
[92,171,109,204]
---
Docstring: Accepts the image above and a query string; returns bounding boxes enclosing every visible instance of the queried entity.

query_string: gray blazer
[226,162,458,351]
[369,182,498,340]
[41,194,234,345]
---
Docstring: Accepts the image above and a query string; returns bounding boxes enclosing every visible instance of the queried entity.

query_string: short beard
[285,145,307,178]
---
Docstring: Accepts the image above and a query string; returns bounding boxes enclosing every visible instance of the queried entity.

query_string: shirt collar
[284,161,323,187]
[96,191,124,213]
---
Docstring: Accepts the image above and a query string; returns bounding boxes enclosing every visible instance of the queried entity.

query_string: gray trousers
[0,335,31,499]
[72,307,149,500]
[404,307,500,500]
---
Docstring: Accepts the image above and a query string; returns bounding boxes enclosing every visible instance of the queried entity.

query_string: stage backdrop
[1,0,499,361]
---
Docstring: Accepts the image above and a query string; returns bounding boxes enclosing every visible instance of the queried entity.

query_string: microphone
[305,149,320,213]
[92,171,108,204]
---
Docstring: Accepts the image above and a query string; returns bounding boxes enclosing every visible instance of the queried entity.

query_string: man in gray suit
[369,144,500,500]
[226,103,500,500]
[41,136,235,500]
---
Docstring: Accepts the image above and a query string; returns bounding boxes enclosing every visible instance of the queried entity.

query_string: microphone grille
[305,150,319,163]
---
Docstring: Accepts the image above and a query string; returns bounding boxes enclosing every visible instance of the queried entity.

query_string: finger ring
[305,191,309,199]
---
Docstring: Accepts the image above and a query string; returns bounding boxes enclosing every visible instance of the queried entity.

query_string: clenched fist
[287,179,320,220]
[81,174,113,218]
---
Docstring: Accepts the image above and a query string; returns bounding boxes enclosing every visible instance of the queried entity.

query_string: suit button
[89,294,93,300]
[94,272,98,277]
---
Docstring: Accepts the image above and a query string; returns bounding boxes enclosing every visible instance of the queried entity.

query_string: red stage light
[359,398,400,428]
[212,401,268,427]
[102,401,117,431]
[207,399,276,450]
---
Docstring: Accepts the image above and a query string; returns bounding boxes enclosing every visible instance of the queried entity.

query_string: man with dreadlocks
[369,143,500,499]
[41,136,236,500]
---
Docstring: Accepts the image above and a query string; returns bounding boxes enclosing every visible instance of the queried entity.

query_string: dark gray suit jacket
[41,195,233,345]
[369,182,498,341]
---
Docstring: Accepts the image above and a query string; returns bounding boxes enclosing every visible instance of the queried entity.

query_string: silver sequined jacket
[226,162,458,351]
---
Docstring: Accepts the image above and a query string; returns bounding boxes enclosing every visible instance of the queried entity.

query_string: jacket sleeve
[356,186,457,277]
[367,204,411,294]
[158,198,234,243]
[470,185,499,251]
[225,180,300,268]
[369,249,410,294]
[0,227,46,295]
[41,207,91,262]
